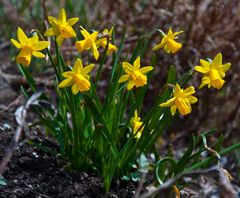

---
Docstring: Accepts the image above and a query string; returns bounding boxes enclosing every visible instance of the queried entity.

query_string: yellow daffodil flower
[194,53,231,89]
[130,110,144,139]
[75,26,99,60]
[10,27,49,66]
[44,8,79,46]
[160,84,197,116]
[118,57,153,90]
[58,58,94,94]
[153,28,183,54]
[96,27,117,54]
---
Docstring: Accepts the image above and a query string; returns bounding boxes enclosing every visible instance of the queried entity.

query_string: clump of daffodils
[10,8,233,193]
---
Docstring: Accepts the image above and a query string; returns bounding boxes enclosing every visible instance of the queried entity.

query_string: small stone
[3,123,11,130]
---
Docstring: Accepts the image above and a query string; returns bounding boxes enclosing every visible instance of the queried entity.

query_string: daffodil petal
[159,97,175,107]
[32,41,49,51]
[199,59,210,68]
[56,35,64,46]
[48,16,58,28]
[83,64,94,74]
[170,105,177,116]
[199,76,210,89]
[28,35,38,44]
[219,63,231,73]
[59,77,74,88]
[139,66,153,74]
[127,81,135,90]
[122,62,134,73]
[11,39,21,49]
[75,40,85,52]
[71,84,79,95]
[17,27,29,44]
[73,58,83,73]
[90,31,98,41]
[58,8,66,22]
[67,17,79,26]
[80,26,90,38]
[62,71,74,78]
[163,45,171,53]
[212,53,222,68]
[173,31,184,37]
[187,96,198,104]
[44,27,55,37]
[195,66,209,74]
[174,84,182,95]
[59,25,76,38]
[133,57,141,69]
[118,74,130,83]
[166,39,182,53]
[167,28,173,36]
[152,40,165,51]
[106,43,117,54]
[92,43,99,60]
[183,86,195,96]
[32,51,45,58]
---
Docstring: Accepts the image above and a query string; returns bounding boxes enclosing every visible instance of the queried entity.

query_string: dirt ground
[0,112,136,197]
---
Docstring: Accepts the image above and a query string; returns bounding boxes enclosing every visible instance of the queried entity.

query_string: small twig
[0,126,23,175]
[0,92,43,175]
[139,166,237,198]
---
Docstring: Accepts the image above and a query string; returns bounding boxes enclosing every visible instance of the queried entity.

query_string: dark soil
[0,81,135,198]
[0,120,136,198]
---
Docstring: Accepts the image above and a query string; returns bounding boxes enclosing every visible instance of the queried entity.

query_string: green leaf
[167,65,177,84]
[155,157,176,184]
[0,176,7,186]
[17,64,36,91]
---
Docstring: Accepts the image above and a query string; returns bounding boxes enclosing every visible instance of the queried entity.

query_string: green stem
[45,48,60,81]
[189,142,240,170]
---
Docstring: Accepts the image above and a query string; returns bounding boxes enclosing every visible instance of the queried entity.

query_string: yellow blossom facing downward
[58,58,94,94]
[75,26,99,60]
[153,28,183,54]
[44,8,79,46]
[118,57,153,90]
[130,110,144,139]
[160,84,197,116]
[11,27,49,66]
[194,53,231,89]
[96,27,117,54]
